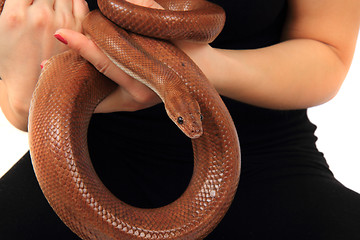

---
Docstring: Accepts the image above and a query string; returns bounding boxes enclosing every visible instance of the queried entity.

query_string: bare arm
[2,0,360,130]
[180,0,360,109]
[57,0,360,112]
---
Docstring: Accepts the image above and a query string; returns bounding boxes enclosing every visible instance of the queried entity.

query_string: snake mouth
[184,123,203,139]
[179,124,203,139]
[188,128,203,139]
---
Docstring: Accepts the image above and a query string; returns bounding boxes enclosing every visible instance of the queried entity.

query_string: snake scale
[0,0,241,239]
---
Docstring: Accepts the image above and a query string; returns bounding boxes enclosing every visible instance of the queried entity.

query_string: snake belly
[0,0,241,239]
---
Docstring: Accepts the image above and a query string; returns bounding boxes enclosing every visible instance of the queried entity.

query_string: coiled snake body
[0,0,241,239]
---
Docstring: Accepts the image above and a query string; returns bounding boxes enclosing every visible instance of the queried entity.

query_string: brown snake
[0,0,241,239]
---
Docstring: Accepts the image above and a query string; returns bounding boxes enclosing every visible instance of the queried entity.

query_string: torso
[87,0,329,208]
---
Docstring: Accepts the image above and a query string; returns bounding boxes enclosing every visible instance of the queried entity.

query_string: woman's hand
[52,0,164,113]
[54,0,215,113]
[53,27,163,113]
[0,0,89,131]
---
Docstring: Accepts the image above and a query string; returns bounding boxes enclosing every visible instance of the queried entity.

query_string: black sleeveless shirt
[87,0,330,208]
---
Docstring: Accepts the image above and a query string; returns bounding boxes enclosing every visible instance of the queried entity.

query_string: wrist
[0,81,29,131]
[174,41,223,90]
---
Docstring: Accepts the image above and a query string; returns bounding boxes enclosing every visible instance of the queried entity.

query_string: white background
[1,35,360,193]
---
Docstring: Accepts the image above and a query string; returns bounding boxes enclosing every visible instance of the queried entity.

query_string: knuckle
[30,7,53,28]
[2,12,25,28]
[71,42,85,56]
[55,12,75,29]
[95,61,112,75]
[74,39,97,61]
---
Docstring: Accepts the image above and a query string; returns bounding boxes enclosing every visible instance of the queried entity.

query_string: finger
[94,85,160,113]
[53,0,77,30]
[54,28,133,87]
[95,87,142,113]
[31,0,56,9]
[40,59,49,70]
[1,0,33,12]
[125,0,163,9]
[72,0,89,20]
[54,0,72,12]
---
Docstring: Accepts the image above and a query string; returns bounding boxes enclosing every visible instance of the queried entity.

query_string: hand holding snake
[0,0,241,239]
[54,0,216,114]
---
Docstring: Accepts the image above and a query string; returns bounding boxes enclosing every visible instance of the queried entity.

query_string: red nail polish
[54,33,68,45]
[40,64,43,69]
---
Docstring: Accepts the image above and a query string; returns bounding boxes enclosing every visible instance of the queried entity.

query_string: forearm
[182,39,349,110]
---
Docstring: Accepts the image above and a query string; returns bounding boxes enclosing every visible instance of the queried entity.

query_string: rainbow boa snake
[0,0,241,239]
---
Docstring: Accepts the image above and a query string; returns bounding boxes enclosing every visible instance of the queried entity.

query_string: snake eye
[200,114,204,121]
[177,116,184,125]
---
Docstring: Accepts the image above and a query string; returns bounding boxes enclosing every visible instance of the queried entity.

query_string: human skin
[0,0,89,130]
[0,0,360,131]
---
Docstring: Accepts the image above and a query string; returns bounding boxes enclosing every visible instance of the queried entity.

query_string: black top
[86,0,329,208]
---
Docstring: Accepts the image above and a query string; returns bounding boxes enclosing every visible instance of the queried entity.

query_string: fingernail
[40,60,48,70]
[54,33,68,45]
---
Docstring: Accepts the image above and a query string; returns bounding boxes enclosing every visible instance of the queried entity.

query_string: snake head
[165,95,203,139]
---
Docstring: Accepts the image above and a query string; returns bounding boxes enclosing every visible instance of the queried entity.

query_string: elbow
[323,45,351,104]
[311,41,351,106]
